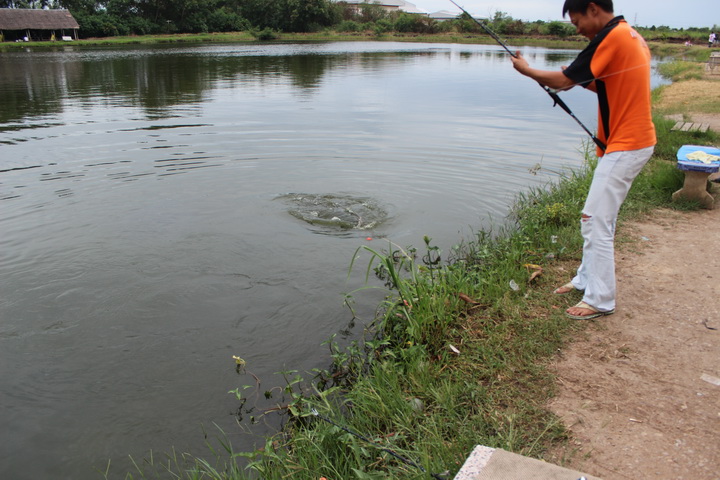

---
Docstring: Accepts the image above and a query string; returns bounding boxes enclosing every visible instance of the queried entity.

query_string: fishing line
[568,61,652,88]
[310,408,448,480]
[449,0,607,152]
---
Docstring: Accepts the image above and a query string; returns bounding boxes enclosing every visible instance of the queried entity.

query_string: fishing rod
[310,409,448,480]
[449,0,607,153]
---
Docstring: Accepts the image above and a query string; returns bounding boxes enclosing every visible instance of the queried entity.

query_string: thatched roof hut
[0,9,79,42]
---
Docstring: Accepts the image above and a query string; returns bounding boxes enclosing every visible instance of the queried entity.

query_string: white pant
[571,146,655,312]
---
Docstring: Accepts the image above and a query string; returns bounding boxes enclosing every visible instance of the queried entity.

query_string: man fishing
[510,0,656,320]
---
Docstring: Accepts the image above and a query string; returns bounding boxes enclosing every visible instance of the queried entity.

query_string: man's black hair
[562,0,614,17]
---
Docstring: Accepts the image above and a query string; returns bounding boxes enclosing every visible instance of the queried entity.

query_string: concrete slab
[453,446,602,480]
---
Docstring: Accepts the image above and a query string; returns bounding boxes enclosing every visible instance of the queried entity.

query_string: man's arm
[511,51,576,91]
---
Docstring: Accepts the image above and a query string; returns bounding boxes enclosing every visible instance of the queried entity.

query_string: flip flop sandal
[553,282,577,294]
[565,301,615,320]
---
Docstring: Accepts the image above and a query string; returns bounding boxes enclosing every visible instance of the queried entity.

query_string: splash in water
[277,193,389,231]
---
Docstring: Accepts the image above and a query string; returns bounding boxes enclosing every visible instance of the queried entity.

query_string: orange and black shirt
[563,16,657,156]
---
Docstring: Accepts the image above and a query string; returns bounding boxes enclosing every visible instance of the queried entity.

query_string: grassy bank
[114,60,717,479]
[0,30,579,51]
[4,30,718,55]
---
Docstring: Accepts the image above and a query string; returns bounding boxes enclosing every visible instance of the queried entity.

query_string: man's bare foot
[553,282,576,294]
[565,301,614,320]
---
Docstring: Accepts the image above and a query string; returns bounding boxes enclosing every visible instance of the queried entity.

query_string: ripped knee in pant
[581,213,592,222]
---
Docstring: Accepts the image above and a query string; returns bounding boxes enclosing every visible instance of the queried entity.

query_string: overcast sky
[410,1,718,29]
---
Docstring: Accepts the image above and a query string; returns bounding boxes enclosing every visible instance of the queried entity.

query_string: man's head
[562,0,614,16]
[563,1,616,40]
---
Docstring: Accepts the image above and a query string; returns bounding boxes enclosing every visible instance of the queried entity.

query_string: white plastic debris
[700,373,720,386]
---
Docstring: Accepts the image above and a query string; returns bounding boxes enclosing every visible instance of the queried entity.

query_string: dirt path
[546,206,720,476]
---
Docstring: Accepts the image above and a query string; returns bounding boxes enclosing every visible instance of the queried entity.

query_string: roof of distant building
[429,10,460,20]
[0,8,79,30]
[333,0,427,14]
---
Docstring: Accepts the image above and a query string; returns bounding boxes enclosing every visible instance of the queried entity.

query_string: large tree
[237,0,282,30]
[56,0,100,14]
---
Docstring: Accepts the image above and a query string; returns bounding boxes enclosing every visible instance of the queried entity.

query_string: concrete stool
[672,145,720,209]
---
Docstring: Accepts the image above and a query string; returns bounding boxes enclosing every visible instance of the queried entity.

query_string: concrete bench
[708,52,720,74]
[670,121,710,133]
[672,144,720,209]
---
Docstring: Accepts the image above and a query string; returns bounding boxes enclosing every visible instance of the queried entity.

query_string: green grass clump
[657,60,705,81]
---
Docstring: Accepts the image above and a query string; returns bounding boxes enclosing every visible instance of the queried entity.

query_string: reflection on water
[0,43,439,129]
[0,41,666,479]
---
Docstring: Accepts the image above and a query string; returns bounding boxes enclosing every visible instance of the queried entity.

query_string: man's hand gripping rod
[448,0,607,153]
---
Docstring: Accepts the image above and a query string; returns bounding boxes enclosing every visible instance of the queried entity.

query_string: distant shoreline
[0,30,713,57]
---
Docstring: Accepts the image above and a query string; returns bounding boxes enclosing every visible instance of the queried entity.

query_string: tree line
[1,0,583,39]
[1,1,715,39]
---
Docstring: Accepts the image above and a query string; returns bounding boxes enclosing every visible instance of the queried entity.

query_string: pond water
[0,41,665,478]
